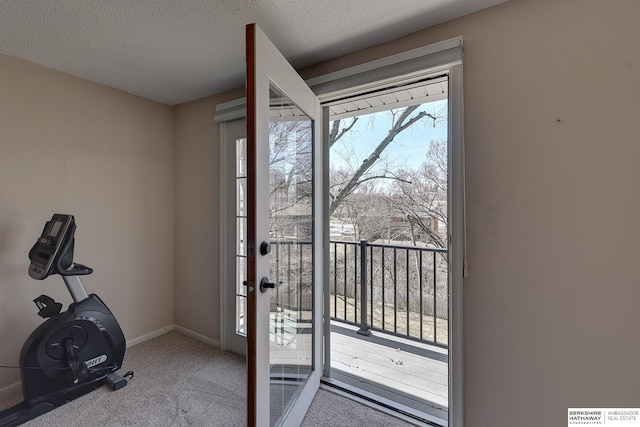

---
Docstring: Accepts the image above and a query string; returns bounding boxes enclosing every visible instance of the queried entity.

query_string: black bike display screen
[48,220,63,238]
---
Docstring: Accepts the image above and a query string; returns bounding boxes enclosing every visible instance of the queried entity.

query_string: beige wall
[0,54,174,389]
[2,0,638,423]
[173,88,242,339]
[311,0,640,425]
[174,0,640,425]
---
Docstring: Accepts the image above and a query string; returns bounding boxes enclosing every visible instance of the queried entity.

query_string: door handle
[260,241,271,256]
[260,277,282,293]
[242,280,254,293]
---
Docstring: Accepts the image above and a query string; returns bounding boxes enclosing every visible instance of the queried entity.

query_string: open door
[246,23,324,426]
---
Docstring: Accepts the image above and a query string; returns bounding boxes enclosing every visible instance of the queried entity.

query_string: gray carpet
[0,331,413,426]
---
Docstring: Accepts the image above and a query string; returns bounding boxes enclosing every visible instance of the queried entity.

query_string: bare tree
[326,108,451,337]
[385,140,448,249]
[329,105,437,216]
[268,119,313,243]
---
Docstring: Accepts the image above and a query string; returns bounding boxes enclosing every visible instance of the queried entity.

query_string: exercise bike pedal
[33,295,63,318]
[105,371,133,390]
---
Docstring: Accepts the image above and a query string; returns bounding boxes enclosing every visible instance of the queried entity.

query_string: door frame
[217,36,465,427]
[318,66,464,427]
[219,118,249,357]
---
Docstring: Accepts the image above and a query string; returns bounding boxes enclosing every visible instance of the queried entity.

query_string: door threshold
[320,377,446,427]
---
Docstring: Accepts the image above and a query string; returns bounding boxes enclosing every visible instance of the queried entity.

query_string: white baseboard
[0,381,22,398]
[173,325,220,348]
[126,325,175,347]
[1,325,219,396]
[0,328,172,397]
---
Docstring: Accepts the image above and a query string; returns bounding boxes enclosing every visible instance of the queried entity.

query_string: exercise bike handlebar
[59,263,93,276]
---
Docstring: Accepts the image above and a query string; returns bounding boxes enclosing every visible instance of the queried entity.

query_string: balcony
[270,239,449,423]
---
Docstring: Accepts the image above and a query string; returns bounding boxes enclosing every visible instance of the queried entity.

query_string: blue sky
[330,99,448,173]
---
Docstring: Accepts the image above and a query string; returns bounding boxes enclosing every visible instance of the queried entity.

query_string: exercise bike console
[28,214,74,280]
[0,214,129,427]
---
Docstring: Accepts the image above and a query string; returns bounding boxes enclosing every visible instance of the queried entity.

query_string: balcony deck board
[330,322,448,423]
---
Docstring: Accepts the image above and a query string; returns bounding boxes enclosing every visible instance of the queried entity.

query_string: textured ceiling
[0,0,508,105]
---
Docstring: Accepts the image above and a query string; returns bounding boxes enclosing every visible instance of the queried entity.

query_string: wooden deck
[267,311,448,424]
[329,321,448,424]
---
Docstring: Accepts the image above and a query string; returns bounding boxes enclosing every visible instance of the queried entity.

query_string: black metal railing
[268,239,449,348]
[270,239,313,317]
[329,240,448,347]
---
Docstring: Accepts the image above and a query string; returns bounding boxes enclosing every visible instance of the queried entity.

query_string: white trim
[448,63,465,427]
[322,105,332,379]
[0,324,220,401]
[126,324,175,347]
[173,325,221,348]
[213,37,462,122]
[0,380,22,399]
[128,324,221,348]
[306,37,461,88]
[309,40,461,103]
[214,97,246,122]
[219,119,230,352]
[2,324,175,398]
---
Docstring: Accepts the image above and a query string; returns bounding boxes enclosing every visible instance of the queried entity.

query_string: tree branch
[330,105,428,215]
[355,173,412,187]
[329,117,358,149]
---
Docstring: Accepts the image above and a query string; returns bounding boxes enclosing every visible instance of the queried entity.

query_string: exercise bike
[0,214,131,427]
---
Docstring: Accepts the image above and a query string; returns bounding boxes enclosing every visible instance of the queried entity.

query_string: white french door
[245,23,324,426]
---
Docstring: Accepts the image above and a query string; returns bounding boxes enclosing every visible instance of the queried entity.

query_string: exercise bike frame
[0,214,128,427]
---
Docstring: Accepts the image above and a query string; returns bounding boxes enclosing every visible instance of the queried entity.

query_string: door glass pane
[236,137,248,336]
[237,217,247,256]
[236,256,247,296]
[268,82,314,426]
[237,137,247,177]
[236,295,246,335]
[237,177,247,217]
